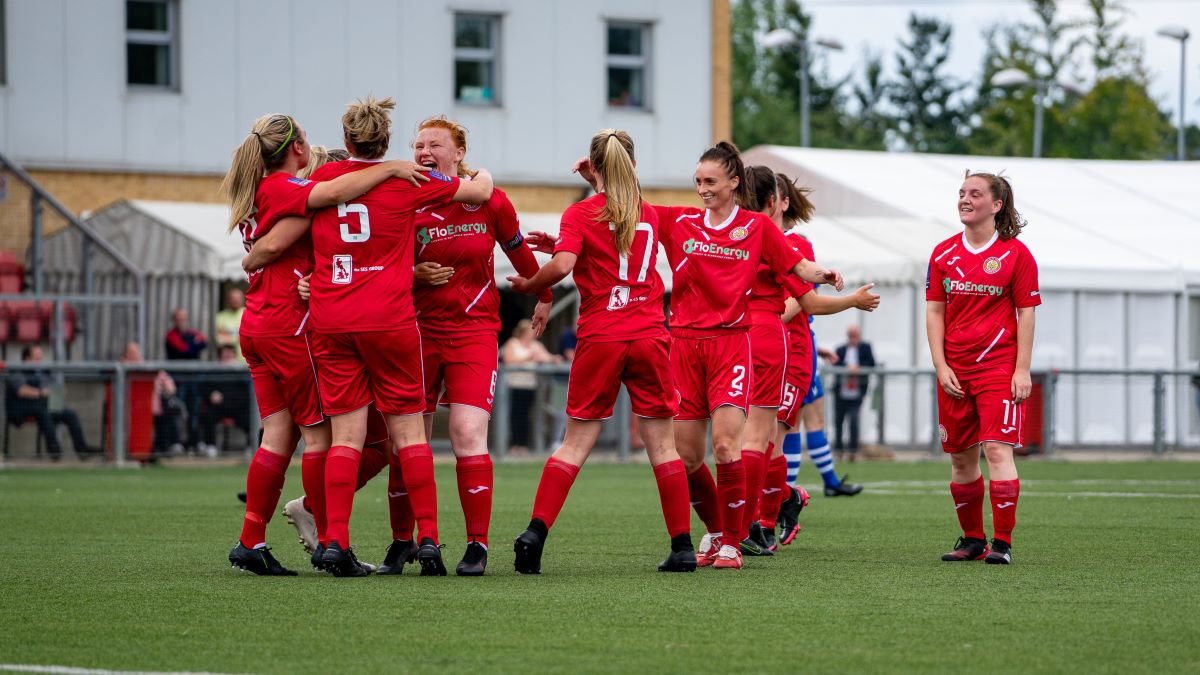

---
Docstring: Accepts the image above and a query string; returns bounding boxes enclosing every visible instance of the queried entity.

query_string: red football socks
[950,475,987,541]
[324,445,363,549]
[456,454,494,546]
[386,448,415,541]
[686,464,722,534]
[530,457,581,530]
[739,449,766,542]
[240,448,291,548]
[989,479,1020,544]
[716,460,746,545]
[652,459,692,538]
[397,444,439,545]
[300,449,328,544]
[758,452,788,527]
[356,443,389,490]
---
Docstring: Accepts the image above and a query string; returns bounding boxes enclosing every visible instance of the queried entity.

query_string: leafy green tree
[843,51,889,150]
[1059,77,1173,159]
[731,0,847,149]
[887,14,969,153]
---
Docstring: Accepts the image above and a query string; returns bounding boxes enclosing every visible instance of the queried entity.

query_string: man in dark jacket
[164,307,207,451]
[5,346,99,460]
[833,324,875,461]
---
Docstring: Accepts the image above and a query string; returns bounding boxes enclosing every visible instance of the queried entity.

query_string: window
[126,0,178,89]
[607,22,650,109]
[454,14,500,106]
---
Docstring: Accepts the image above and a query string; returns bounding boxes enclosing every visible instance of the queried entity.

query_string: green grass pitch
[1,459,1198,674]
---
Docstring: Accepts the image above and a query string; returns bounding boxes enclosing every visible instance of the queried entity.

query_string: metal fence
[3,361,1197,465]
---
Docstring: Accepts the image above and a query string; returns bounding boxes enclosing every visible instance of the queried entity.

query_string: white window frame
[453,13,501,107]
[126,0,179,91]
[606,21,652,111]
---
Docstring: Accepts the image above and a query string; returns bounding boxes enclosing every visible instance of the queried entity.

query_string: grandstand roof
[742,146,1200,291]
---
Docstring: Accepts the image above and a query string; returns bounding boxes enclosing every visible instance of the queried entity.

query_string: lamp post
[762,29,843,148]
[1157,25,1190,161]
[990,68,1085,158]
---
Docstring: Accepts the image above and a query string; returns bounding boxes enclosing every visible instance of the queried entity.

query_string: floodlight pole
[1032,80,1046,159]
[1158,26,1191,160]
[799,43,811,148]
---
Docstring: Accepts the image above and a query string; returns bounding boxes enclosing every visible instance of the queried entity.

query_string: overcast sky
[802,0,1199,128]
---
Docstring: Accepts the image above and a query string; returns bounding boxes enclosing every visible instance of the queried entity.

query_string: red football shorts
[240,333,323,427]
[776,328,815,428]
[310,328,425,416]
[748,319,789,408]
[566,335,677,420]
[422,331,498,415]
[937,368,1024,453]
[671,331,751,421]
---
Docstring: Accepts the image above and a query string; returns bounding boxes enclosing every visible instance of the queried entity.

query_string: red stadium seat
[0,250,18,265]
[0,272,20,294]
[10,301,42,342]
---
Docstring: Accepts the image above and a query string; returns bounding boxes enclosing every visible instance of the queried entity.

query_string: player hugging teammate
[223,98,1036,576]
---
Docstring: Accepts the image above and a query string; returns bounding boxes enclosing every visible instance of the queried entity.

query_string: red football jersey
[555,194,667,342]
[654,205,801,336]
[783,231,816,334]
[926,231,1040,376]
[307,160,460,333]
[413,188,546,336]
[237,172,316,338]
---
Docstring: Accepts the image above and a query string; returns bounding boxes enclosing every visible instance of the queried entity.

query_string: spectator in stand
[501,319,561,454]
[4,346,99,460]
[214,288,246,363]
[164,307,208,453]
[197,345,252,457]
[558,321,577,362]
[121,341,184,457]
[833,324,876,462]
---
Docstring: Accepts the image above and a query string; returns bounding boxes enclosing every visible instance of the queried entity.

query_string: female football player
[507,129,696,574]
[927,172,1038,565]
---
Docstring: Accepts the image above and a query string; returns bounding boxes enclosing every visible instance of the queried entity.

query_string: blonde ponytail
[220,113,296,231]
[342,95,395,159]
[588,129,641,256]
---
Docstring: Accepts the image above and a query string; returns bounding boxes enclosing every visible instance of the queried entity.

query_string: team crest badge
[983,257,1002,274]
[462,203,482,212]
[938,424,948,444]
[730,226,749,241]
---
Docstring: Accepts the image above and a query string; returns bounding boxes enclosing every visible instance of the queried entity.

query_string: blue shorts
[802,331,824,405]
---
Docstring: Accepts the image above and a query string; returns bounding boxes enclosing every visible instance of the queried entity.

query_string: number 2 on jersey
[339,203,370,243]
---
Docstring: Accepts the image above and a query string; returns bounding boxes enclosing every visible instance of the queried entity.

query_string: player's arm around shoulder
[453,168,493,204]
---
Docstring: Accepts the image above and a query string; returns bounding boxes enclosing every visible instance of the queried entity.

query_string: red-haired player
[509,129,696,573]
[306,96,494,577]
[221,114,425,575]
[389,116,553,576]
[928,171,1038,565]
[652,142,841,570]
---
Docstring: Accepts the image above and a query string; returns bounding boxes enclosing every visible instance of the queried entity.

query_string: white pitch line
[867,489,1200,499]
[0,666,247,675]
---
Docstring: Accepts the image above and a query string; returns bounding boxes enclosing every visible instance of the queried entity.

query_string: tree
[887,14,969,153]
[731,0,848,150]
[843,51,889,151]
[1084,0,1146,82]
[1059,77,1173,159]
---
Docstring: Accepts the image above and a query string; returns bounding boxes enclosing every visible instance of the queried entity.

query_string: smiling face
[958,176,1001,227]
[413,126,464,177]
[694,160,738,210]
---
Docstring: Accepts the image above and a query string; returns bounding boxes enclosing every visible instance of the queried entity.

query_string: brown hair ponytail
[967,171,1026,239]
[699,141,752,208]
[220,113,296,232]
[589,129,641,256]
[775,172,815,225]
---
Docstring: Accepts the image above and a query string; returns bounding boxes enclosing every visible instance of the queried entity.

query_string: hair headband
[266,117,295,159]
